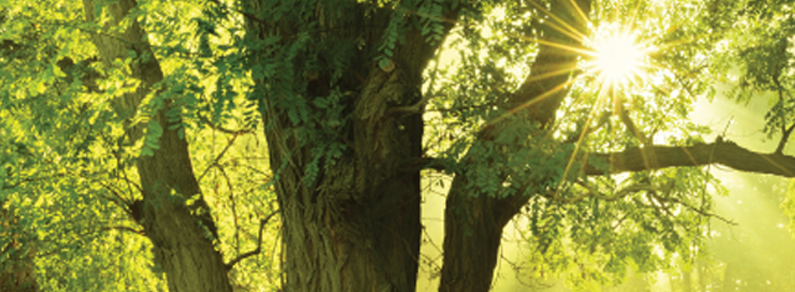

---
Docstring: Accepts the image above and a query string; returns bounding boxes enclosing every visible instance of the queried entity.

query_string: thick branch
[587,138,795,177]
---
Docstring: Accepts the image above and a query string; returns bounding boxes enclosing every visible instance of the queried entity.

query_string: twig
[771,66,792,154]
[198,134,239,182]
[225,210,280,271]
[653,193,737,226]
[198,113,255,136]
[425,101,500,113]
[544,180,656,204]
[213,162,241,251]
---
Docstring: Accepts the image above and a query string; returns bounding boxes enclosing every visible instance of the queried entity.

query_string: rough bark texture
[242,2,456,291]
[81,1,232,291]
[260,72,424,292]
[439,1,592,291]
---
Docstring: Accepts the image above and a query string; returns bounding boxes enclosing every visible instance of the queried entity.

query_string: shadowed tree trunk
[81,0,232,291]
[241,1,456,291]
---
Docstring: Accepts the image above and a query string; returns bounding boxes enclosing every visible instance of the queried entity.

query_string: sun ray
[487,78,578,126]
[526,0,592,41]
[520,66,581,85]
[535,38,594,56]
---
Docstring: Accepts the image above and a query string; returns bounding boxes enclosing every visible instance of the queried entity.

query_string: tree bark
[258,60,424,292]
[81,1,232,291]
[439,178,527,292]
[241,1,457,291]
[439,1,592,291]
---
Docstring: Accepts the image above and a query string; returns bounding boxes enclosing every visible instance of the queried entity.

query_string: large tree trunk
[439,1,592,291]
[262,106,423,292]
[259,62,424,292]
[241,2,455,291]
[81,1,232,291]
[259,67,424,291]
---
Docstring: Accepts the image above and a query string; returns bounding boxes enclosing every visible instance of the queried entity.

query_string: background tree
[1,1,276,291]
[2,0,795,292]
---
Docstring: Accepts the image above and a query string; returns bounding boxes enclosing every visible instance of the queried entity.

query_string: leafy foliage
[1,0,794,291]
[1,0,277,290]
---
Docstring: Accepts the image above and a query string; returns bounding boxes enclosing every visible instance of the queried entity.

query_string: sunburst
[585,27,650,90]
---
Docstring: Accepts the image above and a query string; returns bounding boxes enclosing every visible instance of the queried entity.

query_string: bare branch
[225,210,280,271]
[198,134,240,182]
[647,191,737,226]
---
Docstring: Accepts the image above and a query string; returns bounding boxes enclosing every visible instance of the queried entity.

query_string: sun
[587,29,646,89]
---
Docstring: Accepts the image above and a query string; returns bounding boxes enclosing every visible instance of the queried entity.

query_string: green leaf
[148,120,163,137]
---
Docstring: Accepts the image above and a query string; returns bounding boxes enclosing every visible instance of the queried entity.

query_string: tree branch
[777,122,795,154]
[198,133,240,183]
[198,112,255,136]
[225,210,279,271]
[770,42,791,155]
[544,181,657,204]
[387,92,436,115]
[586,137,795,177]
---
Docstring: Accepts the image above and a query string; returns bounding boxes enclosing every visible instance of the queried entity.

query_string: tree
[2,0,795,291]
